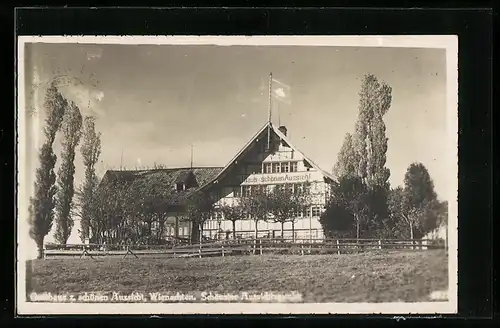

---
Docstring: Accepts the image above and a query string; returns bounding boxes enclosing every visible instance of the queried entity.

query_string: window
[272,163,280,173]
[234,187,241,198]
[312,206,321,217]
[176,183,185,192]
[294,183,304,195]
[264,163,272,174]
[290,162,298,172]
[282,162,290,173]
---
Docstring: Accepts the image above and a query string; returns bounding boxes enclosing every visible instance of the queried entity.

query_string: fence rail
[43,238,445,259]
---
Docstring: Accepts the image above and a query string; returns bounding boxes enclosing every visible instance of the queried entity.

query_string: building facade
[199,123,335,241]
[100,122,335,243]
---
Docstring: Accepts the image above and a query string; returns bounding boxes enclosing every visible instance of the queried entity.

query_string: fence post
[259,239,263,255]
[222,244,225,257]
[301,245,304,256]
[336,240,340,255]
[378,240,382,250]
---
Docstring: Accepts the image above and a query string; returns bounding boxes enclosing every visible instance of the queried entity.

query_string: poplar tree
[354,73,392,189]
[28,83,67,258]
[324,74,393,238]
[54,102,83,244]
[353,74,392,236]
[76,116,101,243]
[332,133,359,179]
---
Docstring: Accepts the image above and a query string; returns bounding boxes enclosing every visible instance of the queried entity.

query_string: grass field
[26,250,448,303]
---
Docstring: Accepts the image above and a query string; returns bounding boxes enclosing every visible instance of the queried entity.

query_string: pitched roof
[271,124,336,182]
[201,121,336,188]
[201,121,271,188]
[100,121,335,203]
[100,167,223,207]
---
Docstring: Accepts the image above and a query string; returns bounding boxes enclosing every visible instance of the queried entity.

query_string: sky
[21,41,452,248]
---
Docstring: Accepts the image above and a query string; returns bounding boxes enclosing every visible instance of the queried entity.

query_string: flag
[271,78,291,105]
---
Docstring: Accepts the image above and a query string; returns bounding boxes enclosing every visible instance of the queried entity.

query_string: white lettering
[149,292,196,302]
[241,173,311,185]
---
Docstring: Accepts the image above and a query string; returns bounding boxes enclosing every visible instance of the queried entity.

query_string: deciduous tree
[240,190,269,241]
[54,102,83,244]
[219,202,246,240]
[388,163,442,239]
[28,83,67,258]
[332,133,359,180]
[404,162,442,234]
[351,73,393,236]
[185,191,217,244]
[76,116,101,243]
[353,73,392,189]
[266,183,311,240]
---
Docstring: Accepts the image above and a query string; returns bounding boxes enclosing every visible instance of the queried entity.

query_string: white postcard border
[16,35,458,315]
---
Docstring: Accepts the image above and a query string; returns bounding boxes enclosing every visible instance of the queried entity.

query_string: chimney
[278,125,288,136]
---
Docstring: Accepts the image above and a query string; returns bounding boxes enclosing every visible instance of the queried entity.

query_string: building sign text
[240,173,312,185]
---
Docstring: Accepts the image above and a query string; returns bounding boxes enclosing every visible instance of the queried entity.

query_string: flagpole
[267,72,272,150]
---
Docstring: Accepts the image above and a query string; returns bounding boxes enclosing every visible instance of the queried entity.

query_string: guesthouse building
[100,121,336,242]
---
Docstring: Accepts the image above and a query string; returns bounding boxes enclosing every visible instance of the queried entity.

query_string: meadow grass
[27,250,448,303]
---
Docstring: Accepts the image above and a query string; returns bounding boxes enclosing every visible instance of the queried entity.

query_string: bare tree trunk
[191,221,199,244]
[292,221,296,242]
[36,236,44,260]
[281,222,284,238]
[254,219,259,255]
[410,223,414,250]
[232,220,236,240]
[174,216,179,239]
[199,223,202,258]
[356,218,360,241]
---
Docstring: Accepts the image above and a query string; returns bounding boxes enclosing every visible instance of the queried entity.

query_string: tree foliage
[219,202,246,240]
[54,102,83,244]
[332,133,359,180]
[324,73,394,239]
[28,83,67,258]
[239,189,269,240]
[76,116,101,242]
[388,163,442,239]
[127,175,174,244]
[185,191,217,243]
[354,73,392,189]
[265,183,311,238]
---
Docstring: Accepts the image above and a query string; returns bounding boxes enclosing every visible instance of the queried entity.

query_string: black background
[2,4,495,325]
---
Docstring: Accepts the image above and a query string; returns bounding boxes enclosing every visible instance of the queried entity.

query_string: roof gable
[202,122,335,188]
[270,124,336,182]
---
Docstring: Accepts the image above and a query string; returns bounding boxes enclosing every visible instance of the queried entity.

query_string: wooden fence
[43,238,445,259]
